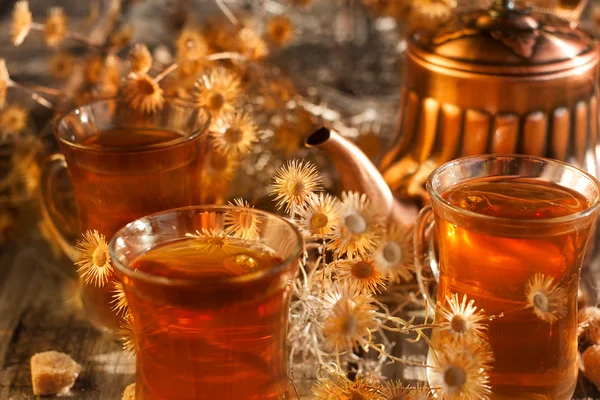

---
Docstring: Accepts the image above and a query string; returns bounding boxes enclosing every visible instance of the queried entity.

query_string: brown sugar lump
[122,383,136,400]
[583,345,600,390]
[30,351,82,396]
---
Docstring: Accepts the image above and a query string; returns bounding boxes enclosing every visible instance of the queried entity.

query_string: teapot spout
[306,127,419,226]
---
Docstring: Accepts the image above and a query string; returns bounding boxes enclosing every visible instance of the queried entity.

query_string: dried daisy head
[119,314,136,358]
[48,51,75,80]
[238,27,269,60]
[271,159,322,214]
[44,7,68,48]
[97,54,122,97]
[186,228,232,253]
[320,282,379,352]
[11,1,32,46]
[122,74,164,114]
[225,198,262,240]
[75,230,114,287]
[405,384,435,400]
[128,43,153,75]
[0,59,9,109]
[437,293,488,346]
[194,67,242,119]
[379,380,410,399]
[428,344,492,400]
[110,280,129,318]
[210,111,258,157]
[525,273,567,324]
[312,372,351,399]
[0,105,29,136]
[266,16,295,46]
[578,306,600,344]
[337,258,388,294]
[329,191,382,259]
[176,28,209,61]
[296,192,339,238]
[372,225,413,283]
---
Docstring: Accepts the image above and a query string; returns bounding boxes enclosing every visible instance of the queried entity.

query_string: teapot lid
[409,0,597,75]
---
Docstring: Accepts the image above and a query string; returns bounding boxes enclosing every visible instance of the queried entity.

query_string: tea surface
[431,178,591,400]
[80,128,184,149]
[127,237,290,400]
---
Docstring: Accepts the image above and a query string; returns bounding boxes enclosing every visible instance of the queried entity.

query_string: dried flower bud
[44,7,68,48]
[11,1,32,46]
[128,43,153,75]
[266,16,294,46]
[583,345,600,390]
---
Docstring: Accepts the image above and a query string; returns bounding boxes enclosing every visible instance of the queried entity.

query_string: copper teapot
[308,0,599,226]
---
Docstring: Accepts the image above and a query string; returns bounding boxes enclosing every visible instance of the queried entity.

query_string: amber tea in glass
[110,206,302,400]
[40,98,210,331]
[416,155,600,400]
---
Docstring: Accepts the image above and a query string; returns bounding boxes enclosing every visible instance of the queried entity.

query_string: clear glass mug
[109,205,303,400]
[414,154,600,400]
[40,98,211,331]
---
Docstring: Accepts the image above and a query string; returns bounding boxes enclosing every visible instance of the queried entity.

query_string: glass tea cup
[414,154,600,400]
[109,205,303,400]
[40,98,210,331]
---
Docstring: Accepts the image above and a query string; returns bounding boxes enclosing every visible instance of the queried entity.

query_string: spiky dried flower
[210,111,259,157]
[266,16,295,46]
[0,59,9,109]
[176,28,208,61]
[194,67,242,119]
[110,280,129,318]
[48,51,75,80]
[379,380,410,399]
[437,293,488,345]
[320,282,379,352]
[329,191,382,259]
[271,159,322,213]
[525,273,567,324]
[122,74,164,114]
[312,372,381,400]
[372,225,413,283]
[75,230,114,287]
[238,27,269,60]
[11,1,32,46]
[296,192,339,238]
[428,343,492,400]
[405,384,435,400]
[337,258,388,294]
[0,105,28,135]
[186,228,232,253]
[119,314,136,358]
[128,43,153,75]
[582,345,600,389]
[225,198,261,240]
[578,306,600,344]
[44,7,67,47]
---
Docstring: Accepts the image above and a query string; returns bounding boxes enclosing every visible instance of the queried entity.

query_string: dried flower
[320,282,378,352]
[75,230,114,287]
[312,372,381,400]
[11,1,32,46]
[583,345,600,389]
[122,74,164,114]
[194,67,242,119]
[110,280,129,318]
[128,43,153,75]
[119,314,136,358]
[176,28,208,61]
[372,225,413,283]
[109,23,133,49]
[525,273,567,324]
[579,306,600,344]
[437,293,488,345]
[187,228,232,253]
[225,198,261,240]
[405,384,435,400]
[266,16,294,46]
[205,152,239,182]
[44,7,67,48]
[428,344,492,400]
[0,59,9,109]
[337,258,387,294]
[329,191,382,259]
[210,111,258,157]
[48,51,75,80]
[379,380,410,399]
[0,105,28,135]
[296,192,339,238]
[271,160,322,213]
[97,54,122,97]
[238,27,269,60]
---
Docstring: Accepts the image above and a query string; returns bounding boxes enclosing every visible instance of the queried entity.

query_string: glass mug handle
[414,205,440,312]
[40,154,79,261]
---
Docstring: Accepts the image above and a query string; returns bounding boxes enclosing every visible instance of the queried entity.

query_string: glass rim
[426,154,600,226]
[53,96,211,153]
[109,205,304,287]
